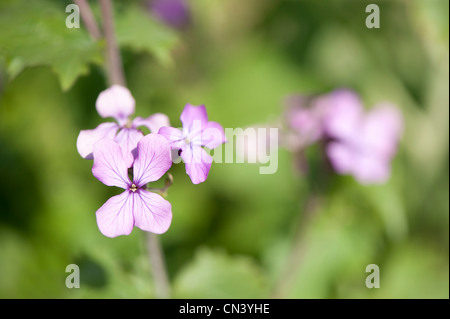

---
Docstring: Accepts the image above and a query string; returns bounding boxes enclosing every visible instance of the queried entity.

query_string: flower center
[130,183,138,192]
[184,138,191,144]
[124,117,133,129]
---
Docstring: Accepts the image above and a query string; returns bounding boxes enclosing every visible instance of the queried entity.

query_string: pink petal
[115,128,144,168]
[158,126,185,149]
[96,85,135,126]
[96,191,134,237]
[287,108,323,146]
[353,154,391,185]
[92,138,130,189]
[363,103,403,159]
[132,113,171,133]
[133,134,173,186]
[181,145,212,184]
[326,142,355,175]
[180,104,208,134]
[322,89,363,140]
[133,190,172,234]
[201,121,227,149]
[76,122,119,159]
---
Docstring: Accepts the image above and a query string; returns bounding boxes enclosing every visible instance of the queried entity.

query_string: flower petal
[353,154,391,185]
[115,128,144,168]
[133,190,172,234]
[181,145,212,184]
[322,89,363,140]
[76,122,119,159]
[133,113,171,133]
[96,85,135,126]
[133,134,173,186]
[326,142,355,175]
[96,191,134,237]
[180,104,208,134]
[201,121,227,149]
[151,0,191,30]
[362,103,403,159]
[92,138,130,189]
[158,126,185,149]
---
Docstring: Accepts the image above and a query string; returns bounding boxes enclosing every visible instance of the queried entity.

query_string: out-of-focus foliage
[0,0,103,90]
[0,0,448,298]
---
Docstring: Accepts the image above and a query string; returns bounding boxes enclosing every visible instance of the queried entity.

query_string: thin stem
[73,0,102,40]
[146,232,171,299]
[146,173,174,196]
[99,0,126,86]
[270,195,321,298]
[97,0,169,299]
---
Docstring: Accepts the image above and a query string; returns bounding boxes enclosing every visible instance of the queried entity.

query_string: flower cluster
[247,89,403,184]
[77,85,226,237]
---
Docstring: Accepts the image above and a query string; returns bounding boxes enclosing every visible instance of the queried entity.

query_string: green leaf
[0,0,103,90]
[173,248,269,298]
[115,7,178,67]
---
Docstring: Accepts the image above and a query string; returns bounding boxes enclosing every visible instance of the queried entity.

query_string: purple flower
[322,89,403,184]
[159,104,226,184]
[92,134,173,237]
[282,95,327,151]
[150,0,191,30]
[77,85,170,167]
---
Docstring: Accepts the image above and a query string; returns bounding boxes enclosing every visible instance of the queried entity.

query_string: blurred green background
[0,0,448,298]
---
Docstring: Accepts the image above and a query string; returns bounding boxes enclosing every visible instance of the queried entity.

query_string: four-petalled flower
[77,85,170,167]
[159,104,226,184]
[322,89,403,184]
[92,134,173,237]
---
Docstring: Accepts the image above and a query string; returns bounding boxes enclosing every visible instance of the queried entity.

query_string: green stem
[146,233,171,299]
[270,194,321,298]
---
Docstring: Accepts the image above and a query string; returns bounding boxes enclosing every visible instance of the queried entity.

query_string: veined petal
[133,190,172,234]
[181,145,212,184]
[133,134,172,186]
[92,138,130,189]
[201,121,227,149]
[180,104,208,134]
[96,191,134,237]
[158,126,185,149]
[76,122,119,159]
[96,85,135,126]
[133,113,170,133]
[115,128,144,168]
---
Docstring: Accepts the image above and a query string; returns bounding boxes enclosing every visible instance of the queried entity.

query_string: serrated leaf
[0,0,103,90]
[173,248,269,298]
[115,7,178,67]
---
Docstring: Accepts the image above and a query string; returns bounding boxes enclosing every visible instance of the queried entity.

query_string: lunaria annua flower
[77,85,170,167]
[321,89,403,184]
[248,89,403,184]
[282,94,328,151]
[159,104,226,184]
[92,134,173,237]
[149,0,191,30]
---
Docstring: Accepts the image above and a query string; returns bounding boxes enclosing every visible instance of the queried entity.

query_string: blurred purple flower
[149,0,191,29]
[322,89,403,184]
[92,134,173,237]
[77,85,170,167]
[282,95,327,151]
[159,104,226,184]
